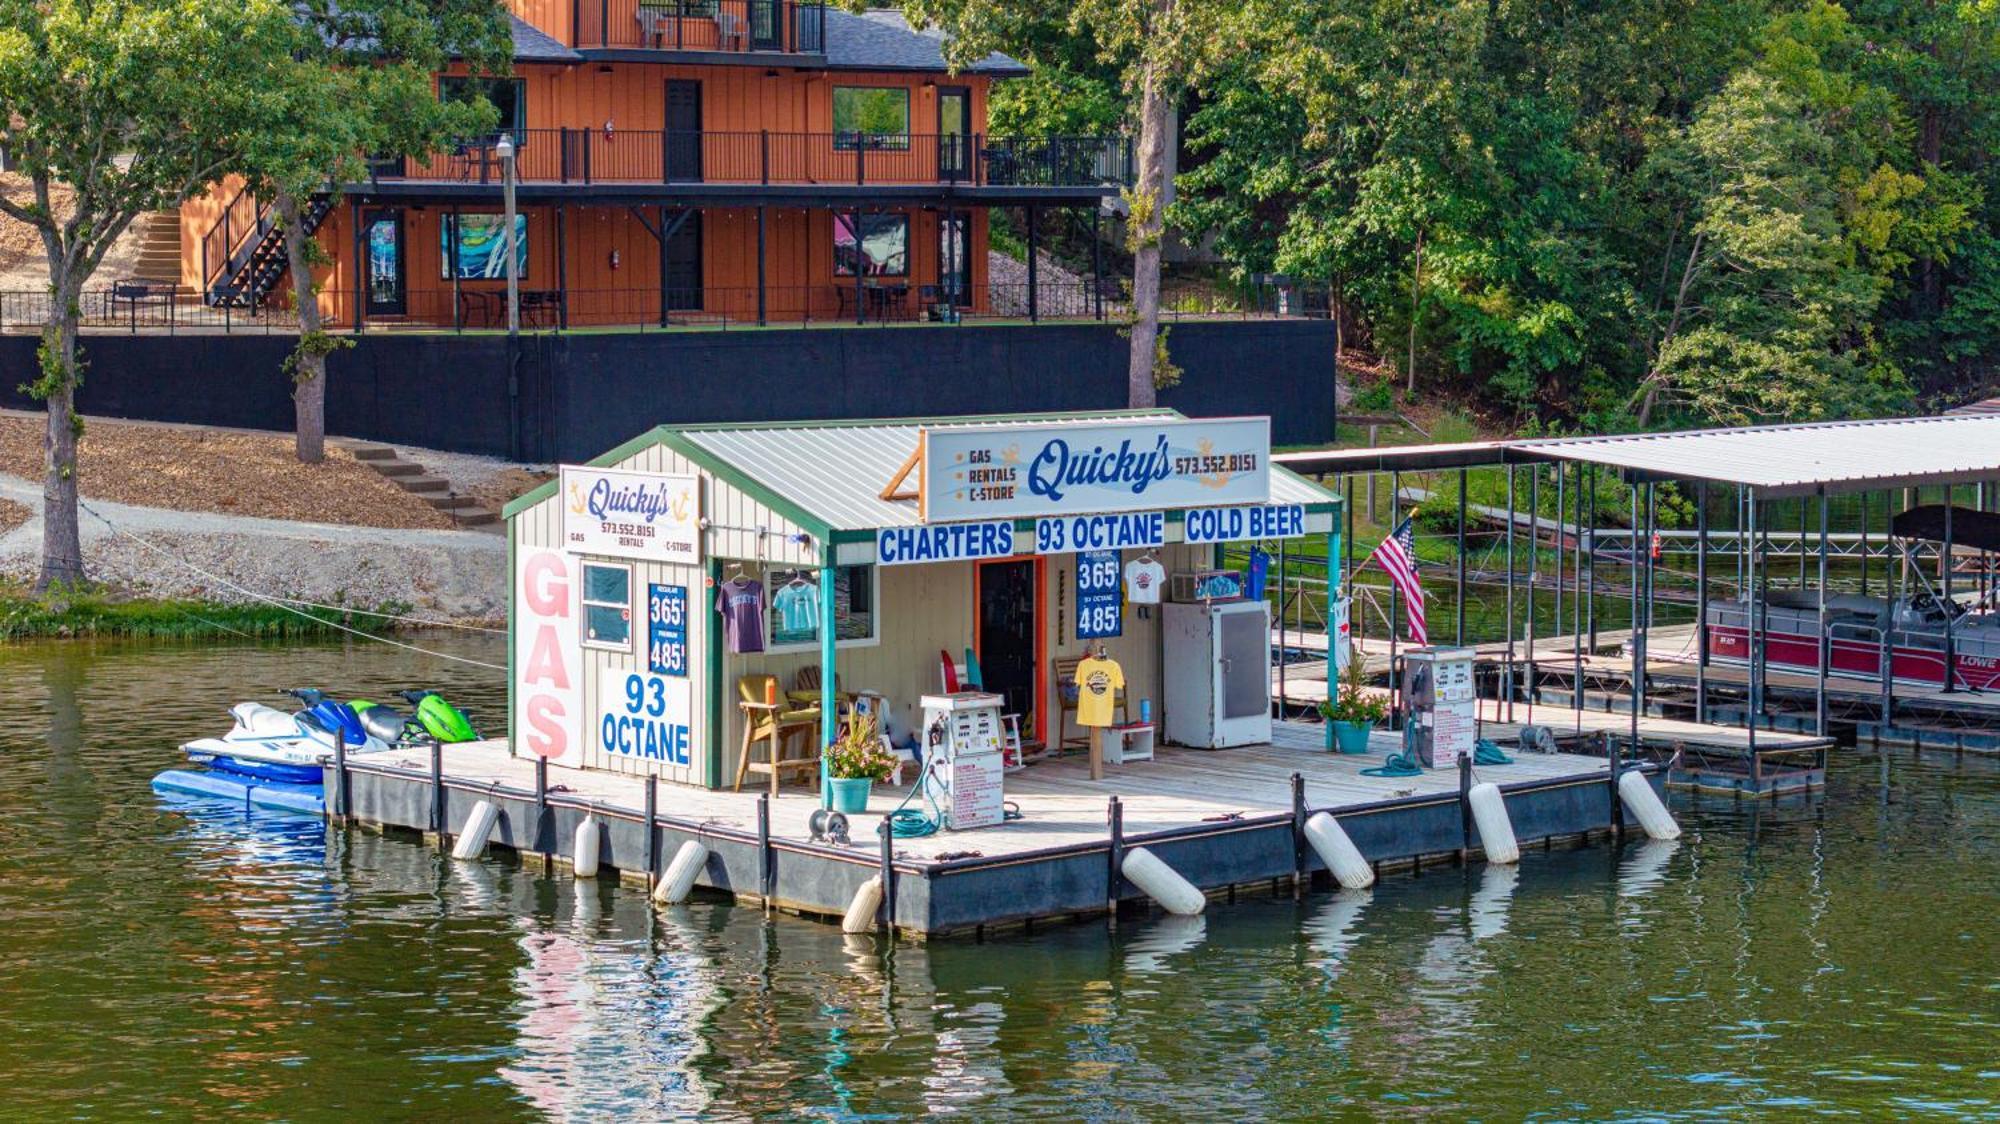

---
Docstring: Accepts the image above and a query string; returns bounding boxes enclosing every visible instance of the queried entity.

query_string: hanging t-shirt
[1074,655,1125,727]
[1246,547,1271,601]
[715,578,766,653]
[771,580,820,644]
[1124,557,1166,605]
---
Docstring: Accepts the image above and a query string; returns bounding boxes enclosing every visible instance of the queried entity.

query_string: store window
[832,86,910,150]
[581,561,632,650]
[438,76,527,144]
[766,564,878,651]
[834,213,908,277]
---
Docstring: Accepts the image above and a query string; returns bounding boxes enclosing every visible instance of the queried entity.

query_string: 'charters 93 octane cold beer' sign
[918,418,1272,522]
[560,466,702,563]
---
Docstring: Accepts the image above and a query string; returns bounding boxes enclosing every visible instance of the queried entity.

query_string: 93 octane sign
[560,466,702,563]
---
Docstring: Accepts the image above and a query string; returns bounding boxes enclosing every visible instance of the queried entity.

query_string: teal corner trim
[818,544,838,809]
[704,555,724,789]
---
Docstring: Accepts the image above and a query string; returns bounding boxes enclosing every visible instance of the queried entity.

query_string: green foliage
[824,714,898,781]
[1318,651,1387,724]
[1350,380,1396,412]
[0,582,402,642]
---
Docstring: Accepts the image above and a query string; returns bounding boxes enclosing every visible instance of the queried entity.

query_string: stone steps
[336,440,498,527]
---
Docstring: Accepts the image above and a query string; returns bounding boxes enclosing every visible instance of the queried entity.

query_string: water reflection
[4,635,2000,1119]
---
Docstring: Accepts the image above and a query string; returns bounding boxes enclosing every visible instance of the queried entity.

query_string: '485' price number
[647,584,688,676]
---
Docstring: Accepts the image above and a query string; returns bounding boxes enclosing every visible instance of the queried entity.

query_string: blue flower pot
[828,776,873,814]
[1331,720,1375,754]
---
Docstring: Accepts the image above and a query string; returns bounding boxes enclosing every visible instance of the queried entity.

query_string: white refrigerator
[1162,600,1272,748]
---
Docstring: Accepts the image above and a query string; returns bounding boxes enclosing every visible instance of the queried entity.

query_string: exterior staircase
[341,442,499,528]
[201,190,333,309]
[129,212,184,287]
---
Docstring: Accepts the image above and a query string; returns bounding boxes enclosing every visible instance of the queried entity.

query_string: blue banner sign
[647,583,687,676]
[1076,549,1123,639]
[1034,511,1164,555]
[877,519,1016,566]
[1182,503,1308,544]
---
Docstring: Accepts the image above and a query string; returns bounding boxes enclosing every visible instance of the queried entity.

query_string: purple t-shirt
[715,578,765,653]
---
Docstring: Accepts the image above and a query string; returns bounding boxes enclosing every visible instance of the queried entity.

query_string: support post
[1944,495,1959,693]
[1456,467,1467,646]
[555,204,569,330]
[1092,203,1104,321]
[535,755,550,863]
[1527,466,1539,723]
[658,205,670,328]
[1277,536,1288,713]
[877,820,894,935]
[1554,463,1565,658]
[757,792,773,910]
[429,736,444,835]
[350,200,365,333]
[1388,470,1401,713]
[332,735,350,822]
[1457,754,1472,862]
[1290,772,1306,896]
[1816,489,1830,734]
[1607,733,1623,835]
[1860,491,1870,597]
[644,774,659,885]
[1629,481,1641,752]
[853,208,864,325]
[1695,482,1709,724]
[1026,204,1039,322]
[1587,467,1598,647]
[1106,795,1125,927]
[1504,465,1516,722]
[1749,489,1763,752]
[818,548,838,805]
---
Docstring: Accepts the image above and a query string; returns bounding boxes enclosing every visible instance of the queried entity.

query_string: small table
[1105,723,1155,766]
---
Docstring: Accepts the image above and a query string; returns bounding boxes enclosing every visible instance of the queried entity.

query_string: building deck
[335,720,1657,936]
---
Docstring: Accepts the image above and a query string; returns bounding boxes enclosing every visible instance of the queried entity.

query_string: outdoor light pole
[497,133,520,336]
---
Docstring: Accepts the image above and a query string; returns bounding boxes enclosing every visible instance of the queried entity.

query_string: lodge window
[439,76,527,144]
[441,213,529,280]
[834,213,908,277]
[582,561,633,651]
[832,86,910,150]
[765,564,878,651]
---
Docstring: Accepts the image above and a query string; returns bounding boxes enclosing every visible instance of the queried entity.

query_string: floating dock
[331,721,1663,938]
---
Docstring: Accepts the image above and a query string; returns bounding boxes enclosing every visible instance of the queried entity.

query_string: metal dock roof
[680,411,1338,532]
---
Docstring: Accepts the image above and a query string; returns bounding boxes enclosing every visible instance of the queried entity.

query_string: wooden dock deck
[334,721,1655,937]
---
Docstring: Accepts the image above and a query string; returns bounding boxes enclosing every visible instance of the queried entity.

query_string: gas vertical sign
[514,549,582,766]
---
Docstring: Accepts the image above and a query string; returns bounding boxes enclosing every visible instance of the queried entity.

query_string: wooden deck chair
[1053,654,1127,751]
[733,674,821,798]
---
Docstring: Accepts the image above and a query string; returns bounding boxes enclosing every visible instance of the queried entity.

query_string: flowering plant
[825,714,898,782]
[1318,645,1389,724]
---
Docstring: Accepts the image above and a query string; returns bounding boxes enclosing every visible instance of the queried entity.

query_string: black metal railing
[378,130,1134,189]
[0,277,1315,335]
[575,0,825,52]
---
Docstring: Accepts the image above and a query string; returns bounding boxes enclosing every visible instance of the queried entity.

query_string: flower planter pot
[1330,720,1375,755]
[828,776,873,814]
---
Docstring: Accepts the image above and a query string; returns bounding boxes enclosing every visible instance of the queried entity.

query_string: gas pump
[919,693,1006,829]
[1400,647,1477,769]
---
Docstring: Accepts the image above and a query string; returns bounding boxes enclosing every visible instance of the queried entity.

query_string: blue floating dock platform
[152,769,326,816]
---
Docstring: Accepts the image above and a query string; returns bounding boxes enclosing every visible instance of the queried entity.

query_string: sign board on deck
[1181,503,1307,544]
[561,466,701,564]
[920,417,1272,523]
[596,670,694,767]
[514,549,583,767]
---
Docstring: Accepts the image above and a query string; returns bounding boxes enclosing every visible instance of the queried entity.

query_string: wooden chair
[714,8,745,49]
[1053,654,1126,751]
[733,674,822,798]
[788,665,857,714]
[944,649,1026,767]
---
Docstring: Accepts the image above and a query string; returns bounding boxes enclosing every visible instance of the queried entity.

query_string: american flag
[1366,516,1427,646]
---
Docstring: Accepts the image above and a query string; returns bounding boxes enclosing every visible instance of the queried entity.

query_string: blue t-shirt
[772,581,820,641]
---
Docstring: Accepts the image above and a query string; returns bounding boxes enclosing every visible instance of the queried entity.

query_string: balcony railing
[575,0,825,52]
[374,130,1135,189]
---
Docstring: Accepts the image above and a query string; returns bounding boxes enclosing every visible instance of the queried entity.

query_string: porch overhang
[338,180,1121,209]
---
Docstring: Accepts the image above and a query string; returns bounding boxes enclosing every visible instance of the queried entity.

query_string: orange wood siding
[508,0,573,49]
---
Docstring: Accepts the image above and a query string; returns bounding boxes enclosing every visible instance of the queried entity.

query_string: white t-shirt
[1124,558,1166,604]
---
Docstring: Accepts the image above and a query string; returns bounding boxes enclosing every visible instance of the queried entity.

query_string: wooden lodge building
[178,4,1133,330]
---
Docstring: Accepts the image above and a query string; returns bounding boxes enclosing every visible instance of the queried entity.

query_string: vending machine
[1400,647,1477,769]
[919,693,1006,829]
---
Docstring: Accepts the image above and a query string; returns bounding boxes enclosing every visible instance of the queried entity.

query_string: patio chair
[733,674,822,797]
[715,8,746,50]
[635,0,674,45]
[1053,654,1126,751]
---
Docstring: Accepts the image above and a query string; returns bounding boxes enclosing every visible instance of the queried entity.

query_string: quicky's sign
[920,417,1272,522]
[561,466,701,563]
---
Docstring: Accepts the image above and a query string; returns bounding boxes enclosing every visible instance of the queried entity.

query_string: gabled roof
[506,409,1339,534]
[509,14,582,63]
[823,10,1029,76]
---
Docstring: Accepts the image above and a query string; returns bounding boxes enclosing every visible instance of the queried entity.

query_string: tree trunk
[1405,227,1424,395]
[276,190,327,464]
[36,275,85,590]
[1125,58,1171,409]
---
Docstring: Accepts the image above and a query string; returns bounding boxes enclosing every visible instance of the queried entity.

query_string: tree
[895,0,1241,407]
[0,0,298,588]
[242,0,509,463]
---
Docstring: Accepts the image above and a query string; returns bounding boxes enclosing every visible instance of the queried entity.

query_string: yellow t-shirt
[1074,655,1125,727]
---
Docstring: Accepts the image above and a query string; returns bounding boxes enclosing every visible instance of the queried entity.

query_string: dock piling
[877,820,894,936]
[1607,733,1624,836]
[1107,796,1125,927]
[644,775,659,886]
[332,736,349,823]
[427,736,443,837]
[1290,772,1306,897]
[1457,754,1473,863]
[534,756,550,864]
[756,793,773,910]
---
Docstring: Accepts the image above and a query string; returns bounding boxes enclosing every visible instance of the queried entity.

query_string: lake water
[2,634,1997,1120]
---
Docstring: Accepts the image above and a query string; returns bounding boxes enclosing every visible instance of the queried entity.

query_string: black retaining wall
[0,320,1336,462]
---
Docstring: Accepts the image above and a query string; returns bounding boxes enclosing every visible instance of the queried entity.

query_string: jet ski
[177,688,394,786]
[348,689,482,747]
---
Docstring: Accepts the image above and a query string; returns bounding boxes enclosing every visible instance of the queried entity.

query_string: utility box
[1400,647,1477,769]
[1162,600,1272,748]
[920,693,1006,829]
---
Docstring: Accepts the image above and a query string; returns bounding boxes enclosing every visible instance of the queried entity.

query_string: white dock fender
[1618,770,1682,840]
[450,799,499,861]
[573,814,601,879]
[653,840,709,905]
[1467,782,1521,865]
[1303,811,1375,889]
[1121,847,1206,916]
[842,876,884,934]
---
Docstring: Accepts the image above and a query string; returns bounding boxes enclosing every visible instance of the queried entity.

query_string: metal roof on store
[1276,414,2000,499]
[678,410,1338,534]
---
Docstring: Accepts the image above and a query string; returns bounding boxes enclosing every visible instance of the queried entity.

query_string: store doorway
[363,210,405,316]
[977,558,1042,744]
